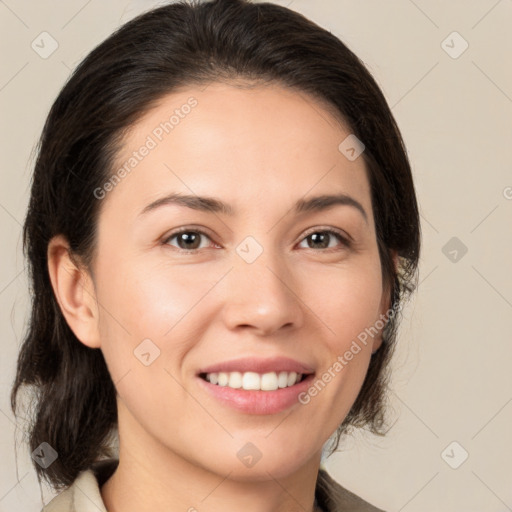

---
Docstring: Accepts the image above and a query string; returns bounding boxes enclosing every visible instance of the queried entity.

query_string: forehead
[102,81,373,223]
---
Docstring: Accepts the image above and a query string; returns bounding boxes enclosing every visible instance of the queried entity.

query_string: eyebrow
[138,192,368,224]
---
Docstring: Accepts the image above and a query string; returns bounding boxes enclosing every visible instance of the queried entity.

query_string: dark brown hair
[11,0,420,490]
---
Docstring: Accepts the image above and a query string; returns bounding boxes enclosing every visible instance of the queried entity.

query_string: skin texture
[47,82,396,512]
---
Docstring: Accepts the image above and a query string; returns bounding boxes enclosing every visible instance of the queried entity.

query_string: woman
[11,0,420,510]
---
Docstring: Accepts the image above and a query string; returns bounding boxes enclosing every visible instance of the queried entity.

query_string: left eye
[297,230,349,250]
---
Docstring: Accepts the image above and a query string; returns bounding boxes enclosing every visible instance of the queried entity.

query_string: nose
[220,248,304,336]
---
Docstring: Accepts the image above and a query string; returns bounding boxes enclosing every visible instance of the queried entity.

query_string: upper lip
[197,356,315,376]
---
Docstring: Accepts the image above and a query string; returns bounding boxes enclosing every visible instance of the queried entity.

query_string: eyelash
[162,227,352,253]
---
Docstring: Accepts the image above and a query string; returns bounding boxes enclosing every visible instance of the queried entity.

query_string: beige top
[41,459,386,512]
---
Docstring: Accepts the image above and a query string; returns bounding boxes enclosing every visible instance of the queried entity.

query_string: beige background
[1,0,511,510]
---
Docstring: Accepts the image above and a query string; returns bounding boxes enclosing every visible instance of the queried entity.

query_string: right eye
[163,229,218,252]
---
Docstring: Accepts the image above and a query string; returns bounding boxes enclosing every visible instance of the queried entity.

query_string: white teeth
[243,372,260,390]
[229,372,243,389]
[261,372,279,391]
[277,371,289,388]
[204,371,303,390]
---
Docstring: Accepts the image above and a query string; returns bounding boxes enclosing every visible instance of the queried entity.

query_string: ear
[372,249,399,354]
[47,234,101,349]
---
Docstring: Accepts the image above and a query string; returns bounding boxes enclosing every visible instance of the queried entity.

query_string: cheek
[94,258,225,378]
[301,264,383,422]
[99,257,212,333]
[312,259,384,351]
[93,262,196,423]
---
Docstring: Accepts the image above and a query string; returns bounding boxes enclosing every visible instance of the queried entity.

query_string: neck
[101,401,323,512]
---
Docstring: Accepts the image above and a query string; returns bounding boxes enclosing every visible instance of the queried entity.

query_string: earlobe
[47,234,101,349]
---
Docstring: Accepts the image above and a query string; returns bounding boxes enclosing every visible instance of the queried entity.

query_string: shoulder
[316,468,387,512]
[41,459,117,512]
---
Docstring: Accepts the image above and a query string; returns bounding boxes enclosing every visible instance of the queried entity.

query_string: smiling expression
[77,81,391,479]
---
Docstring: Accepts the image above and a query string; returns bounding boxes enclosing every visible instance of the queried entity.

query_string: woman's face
[84,82,392,479]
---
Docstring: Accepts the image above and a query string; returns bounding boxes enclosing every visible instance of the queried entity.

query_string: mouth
[198,370,312,391]
[195,356,316,413]
[196,370,316,415]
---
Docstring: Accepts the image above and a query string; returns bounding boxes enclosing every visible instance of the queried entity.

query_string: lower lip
[196,374,315,415]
